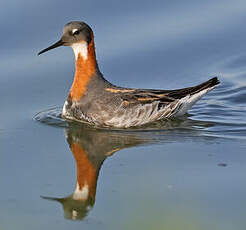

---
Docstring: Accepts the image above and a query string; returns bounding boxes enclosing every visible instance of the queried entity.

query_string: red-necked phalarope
[38,21,220,128]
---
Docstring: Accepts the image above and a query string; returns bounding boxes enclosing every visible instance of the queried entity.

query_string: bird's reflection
[41,118,216,220]
[41,124,159,220]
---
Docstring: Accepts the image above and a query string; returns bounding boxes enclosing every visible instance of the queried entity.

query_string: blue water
[1,0,246,229]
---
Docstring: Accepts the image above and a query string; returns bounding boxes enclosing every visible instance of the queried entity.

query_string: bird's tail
[167,77,220,99]
[170,77,220,117]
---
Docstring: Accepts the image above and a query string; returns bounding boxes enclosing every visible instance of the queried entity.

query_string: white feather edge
[174,85,217,117]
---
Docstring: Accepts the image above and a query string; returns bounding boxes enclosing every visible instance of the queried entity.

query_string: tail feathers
[167,77,220,99]
[205,77,220,87]
[172,77,220,117]
[190,77,220,95]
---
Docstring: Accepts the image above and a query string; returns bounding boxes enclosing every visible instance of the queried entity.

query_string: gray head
[38,21,93,55]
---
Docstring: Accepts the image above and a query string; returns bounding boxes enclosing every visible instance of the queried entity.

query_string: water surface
[1,0,246,229]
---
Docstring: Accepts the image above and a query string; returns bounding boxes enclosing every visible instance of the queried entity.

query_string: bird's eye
[72,29,80,35]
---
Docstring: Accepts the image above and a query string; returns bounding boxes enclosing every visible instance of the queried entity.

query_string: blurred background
[1,0,246,229]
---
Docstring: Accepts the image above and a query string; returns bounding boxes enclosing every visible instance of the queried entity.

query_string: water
[1,0,246,229]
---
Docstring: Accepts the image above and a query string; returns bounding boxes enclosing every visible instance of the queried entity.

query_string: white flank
[174,86,216,116]
[71,42,88,60]
[73,183,89,200]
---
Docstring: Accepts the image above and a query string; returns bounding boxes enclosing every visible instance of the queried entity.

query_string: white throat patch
[71,42,88,60]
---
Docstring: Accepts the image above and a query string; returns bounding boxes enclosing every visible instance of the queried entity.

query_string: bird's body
[38,21,220,128]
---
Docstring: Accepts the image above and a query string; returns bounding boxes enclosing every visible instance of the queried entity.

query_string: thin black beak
[38,39,65,55]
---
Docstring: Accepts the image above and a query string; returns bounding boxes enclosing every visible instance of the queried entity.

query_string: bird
[38,21,220,128]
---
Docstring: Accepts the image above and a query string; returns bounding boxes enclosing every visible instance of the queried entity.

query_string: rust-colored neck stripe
[69,37,97,101]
